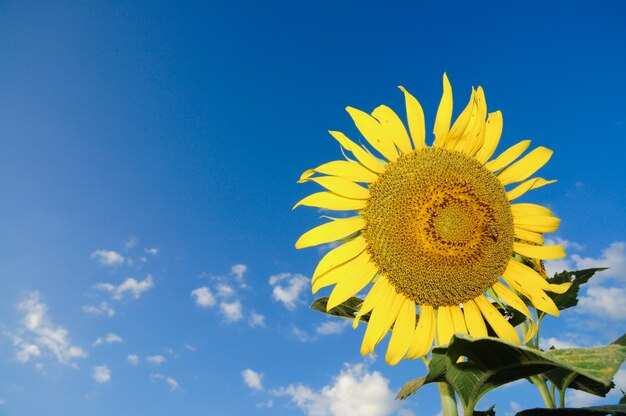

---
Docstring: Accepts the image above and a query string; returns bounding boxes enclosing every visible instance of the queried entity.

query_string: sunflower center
[362,147,514,307]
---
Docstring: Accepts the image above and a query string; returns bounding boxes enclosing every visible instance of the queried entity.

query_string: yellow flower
[294,74,571,365]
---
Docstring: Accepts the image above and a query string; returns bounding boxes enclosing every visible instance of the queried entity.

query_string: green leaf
[543,345,626,395]
[310,297,368,322]
[416,335,626,412]
[515,404,626,415]
[395,377,427,400]
[540,268,607,318]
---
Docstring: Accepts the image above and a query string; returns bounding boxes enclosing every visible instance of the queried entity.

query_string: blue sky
[1,1,625,415]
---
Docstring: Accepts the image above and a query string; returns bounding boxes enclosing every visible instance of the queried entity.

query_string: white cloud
[316,320,350,336]
[249,312,266,328]
[127,354,139,365]
[269,273,309,311]
[93,365,111,383]
[216,283,235,298]
[95,275,154,300]
[220,300,243,322]
[566,369,626,407]
[275,363,401,416]
[91,250,125,266]
[12,292,86,365]
[147,355,166,365]
[82,302,115,317]
[539,337,580,349]
[544,241,625,280]
[231,264,248,281]
[191,287,216,308]
[183,344,197,352]
[94,332,123,346]
[144,247,159,255]
[572,242,626,281]
[578,286,626,320]
[150,373,180,391]
[242,368,264,391]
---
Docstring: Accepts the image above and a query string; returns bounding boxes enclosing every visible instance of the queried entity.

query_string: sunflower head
[295,74,570,365]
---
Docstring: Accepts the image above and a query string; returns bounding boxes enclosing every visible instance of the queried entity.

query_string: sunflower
[294,74,571,365]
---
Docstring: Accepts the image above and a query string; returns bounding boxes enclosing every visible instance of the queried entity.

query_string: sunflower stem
[437,382,459,416]
[529,375,555,408]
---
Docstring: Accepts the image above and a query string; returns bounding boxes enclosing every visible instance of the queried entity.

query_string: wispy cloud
[11,292,86,365]
[93,365,111,383]
[315,320,350,336]
[82,302,115,317]
[91,250,125,266]
[249,312,266,328]
[147,354,166,365]
[150,373,180,391]
[94,332,123,346]
[127,354,139,365]
[144,247,159,255]
[94,275,154,300]
[242,368,264,391]
[191,287,216,308]
[269,273,309,311]
[231,264,248,282]
[220,300,243,322]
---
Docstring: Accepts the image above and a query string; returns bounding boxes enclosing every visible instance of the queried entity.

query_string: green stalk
[437,382,459,416]
[529,375,555,408]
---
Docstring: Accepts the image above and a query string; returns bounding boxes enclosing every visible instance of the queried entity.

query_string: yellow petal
[406,304,435,359]
[300,160,379,183]
[502,269,560,316]
[491,282,537,344]
[371,105,413,155]
[312,236,367,283]
[460,86,488,157]
[353,276,391,328]
[361,289,402,355]
[514,215,561,233]
[506,177,557,201]
[474,111,503,164]
[328,131,386,174]
[514,242,566,260]
[327,258,378,310]
[346,107,398,161]
[511,203,553,216]
[484,140,531,172]
[514,227,544,245]
[398,86,426,150]
[433,73,453,148]
[450,305,468,335]
[504,260,572,295]
[492,281,532,318]
[446,89,475,148]
[312,245,370,293]
[293,192,367,211]
[498,147,553,186]
[295,217,364,249]
[304,176,370,200]
[462,299,488,337]
[474,295,520,343]
[386,297,416,365]
[437,305,455,345]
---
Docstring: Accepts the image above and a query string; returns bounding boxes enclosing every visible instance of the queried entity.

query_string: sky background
[1,1,625,415]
